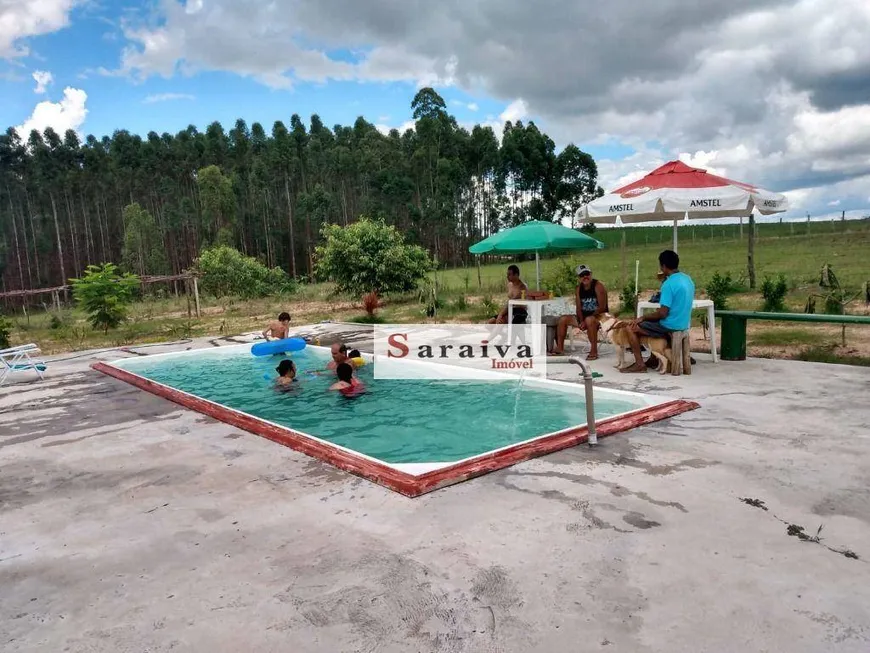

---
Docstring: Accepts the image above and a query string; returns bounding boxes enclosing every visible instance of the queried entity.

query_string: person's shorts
[493,309,528,324]
[638,321,674,339]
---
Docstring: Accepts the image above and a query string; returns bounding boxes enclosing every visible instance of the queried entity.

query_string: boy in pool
[275,359,298,388]
[348,349,366,367]
[262,312,291,341]
[330,362,365,397]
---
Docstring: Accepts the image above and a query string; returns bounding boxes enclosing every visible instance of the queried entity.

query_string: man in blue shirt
[621,250,695,373]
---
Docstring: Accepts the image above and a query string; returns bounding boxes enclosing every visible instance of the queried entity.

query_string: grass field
[5,219,870,364]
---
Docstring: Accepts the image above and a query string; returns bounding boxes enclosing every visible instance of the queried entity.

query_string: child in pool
[348,349,366,368]
[275,359,298,389]
[329,362,365,397]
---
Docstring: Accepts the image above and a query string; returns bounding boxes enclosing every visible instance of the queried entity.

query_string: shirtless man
[487,265,529,324]
[326,342,350,371]
[262,312,291,341]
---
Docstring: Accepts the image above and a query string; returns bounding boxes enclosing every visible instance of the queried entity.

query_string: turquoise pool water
[115,347,645,465]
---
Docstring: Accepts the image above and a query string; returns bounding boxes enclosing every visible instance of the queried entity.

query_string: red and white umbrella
[578,161,788,250]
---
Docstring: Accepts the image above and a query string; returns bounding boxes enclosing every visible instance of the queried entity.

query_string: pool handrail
[568,357,597,445]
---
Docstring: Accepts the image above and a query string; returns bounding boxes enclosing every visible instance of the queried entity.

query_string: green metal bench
[717,310,870,360]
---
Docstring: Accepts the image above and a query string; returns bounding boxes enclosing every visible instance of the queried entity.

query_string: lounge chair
[0,343,47,386]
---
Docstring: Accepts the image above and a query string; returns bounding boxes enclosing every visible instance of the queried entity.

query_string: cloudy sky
[2,0,869,221]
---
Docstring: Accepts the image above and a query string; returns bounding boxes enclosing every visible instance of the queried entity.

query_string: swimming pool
[93,344,698,496]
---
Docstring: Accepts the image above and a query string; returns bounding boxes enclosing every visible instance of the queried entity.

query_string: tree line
[0,87,601,295]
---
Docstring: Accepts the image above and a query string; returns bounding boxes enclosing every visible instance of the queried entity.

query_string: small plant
[705,271,739,310]
[418,280,442,318]
[542,259,577,297]
[0,313,12,349]
[454,295,468,311]
[71,263,140,334]
[760,274,788,312]
[477,295,498,320]
[804,264,862,345]
[362,291,380,317]
[48,314,65,330]
[619,280,637,315]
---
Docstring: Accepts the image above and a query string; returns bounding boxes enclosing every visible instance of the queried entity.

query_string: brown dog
[599,315,673,374]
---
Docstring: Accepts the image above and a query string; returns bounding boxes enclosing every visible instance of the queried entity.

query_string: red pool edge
[92,361,700,498]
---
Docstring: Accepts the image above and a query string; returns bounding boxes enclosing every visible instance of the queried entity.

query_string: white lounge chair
[0,343,47,386]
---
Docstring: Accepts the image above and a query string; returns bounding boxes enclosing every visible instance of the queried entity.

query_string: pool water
[115,347,644,465]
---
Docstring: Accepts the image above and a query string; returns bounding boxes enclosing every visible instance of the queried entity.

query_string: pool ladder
[568,357,598,446]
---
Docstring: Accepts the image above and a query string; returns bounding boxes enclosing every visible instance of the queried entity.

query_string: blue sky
[2,0,869,222]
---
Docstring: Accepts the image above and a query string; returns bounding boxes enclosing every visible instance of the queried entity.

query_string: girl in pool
[329,362,365,397]
[275,359,298,389]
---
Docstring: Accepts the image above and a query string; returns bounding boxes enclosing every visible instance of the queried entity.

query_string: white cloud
[32,70,53,94]
[499,99,528,123]
[450,100,480,111]
[15,87,88,138]
[105,0,870,218]
[0,0,78,58]
[143,92,195,103]
[375,120,415,136]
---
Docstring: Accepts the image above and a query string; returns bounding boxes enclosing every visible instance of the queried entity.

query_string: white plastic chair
[0,343,47,386]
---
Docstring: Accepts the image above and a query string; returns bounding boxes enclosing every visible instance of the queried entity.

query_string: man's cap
[575,265,592,276]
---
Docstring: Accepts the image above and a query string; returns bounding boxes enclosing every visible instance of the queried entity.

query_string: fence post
[192,276,201,318]
[747,213,757,290]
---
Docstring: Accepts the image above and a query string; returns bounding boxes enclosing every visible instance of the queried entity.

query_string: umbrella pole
[535,251,541,290]
[673,217,679,252]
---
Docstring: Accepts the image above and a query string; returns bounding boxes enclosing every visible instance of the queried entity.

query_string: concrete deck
[2,324,869,652]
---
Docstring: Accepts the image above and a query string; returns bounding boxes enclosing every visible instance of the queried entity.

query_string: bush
[315,218,433,295]
[542,259,576,298]
[760,274,789,312]
[48,314,65,330]
[705,271,739,310]
[619,280,637,315]
[363,291,379,316]
[71,263,140,333]
[0,313,11,349]
[196,246,295,299]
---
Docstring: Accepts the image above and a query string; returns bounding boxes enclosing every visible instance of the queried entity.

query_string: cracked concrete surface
[1,324,869,652]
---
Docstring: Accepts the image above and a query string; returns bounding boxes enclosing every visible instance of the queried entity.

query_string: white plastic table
[636,298,718,363]
[505,298,571,356]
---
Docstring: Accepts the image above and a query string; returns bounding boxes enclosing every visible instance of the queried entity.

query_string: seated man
[551,265,608,359]
[262,312,291,341]
[621,250,695,374]
[487,265,529,325]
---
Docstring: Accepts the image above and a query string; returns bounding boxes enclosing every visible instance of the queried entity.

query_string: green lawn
[437,220,870,298]
[6,220,870,365]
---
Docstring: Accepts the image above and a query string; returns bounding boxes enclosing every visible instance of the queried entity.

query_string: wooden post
[477,258,482,289]
[747,213,757,290]
[52,290,60,312]
[192,276,201,318]
[186,278,192,318]
[620,230,627,287]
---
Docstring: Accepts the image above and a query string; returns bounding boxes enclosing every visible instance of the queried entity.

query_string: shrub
[71,263,140,333]
[195,246,295,299]
[542,259,577,298]
[314,218,433,295]
[760,274,789,312]
[619,280,637,315]
[363,291,380,317]
[0,313,11,349]
[705,271,738,310]
[48,314,65,330]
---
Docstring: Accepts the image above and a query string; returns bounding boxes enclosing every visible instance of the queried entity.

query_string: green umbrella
[469,220,605,289]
